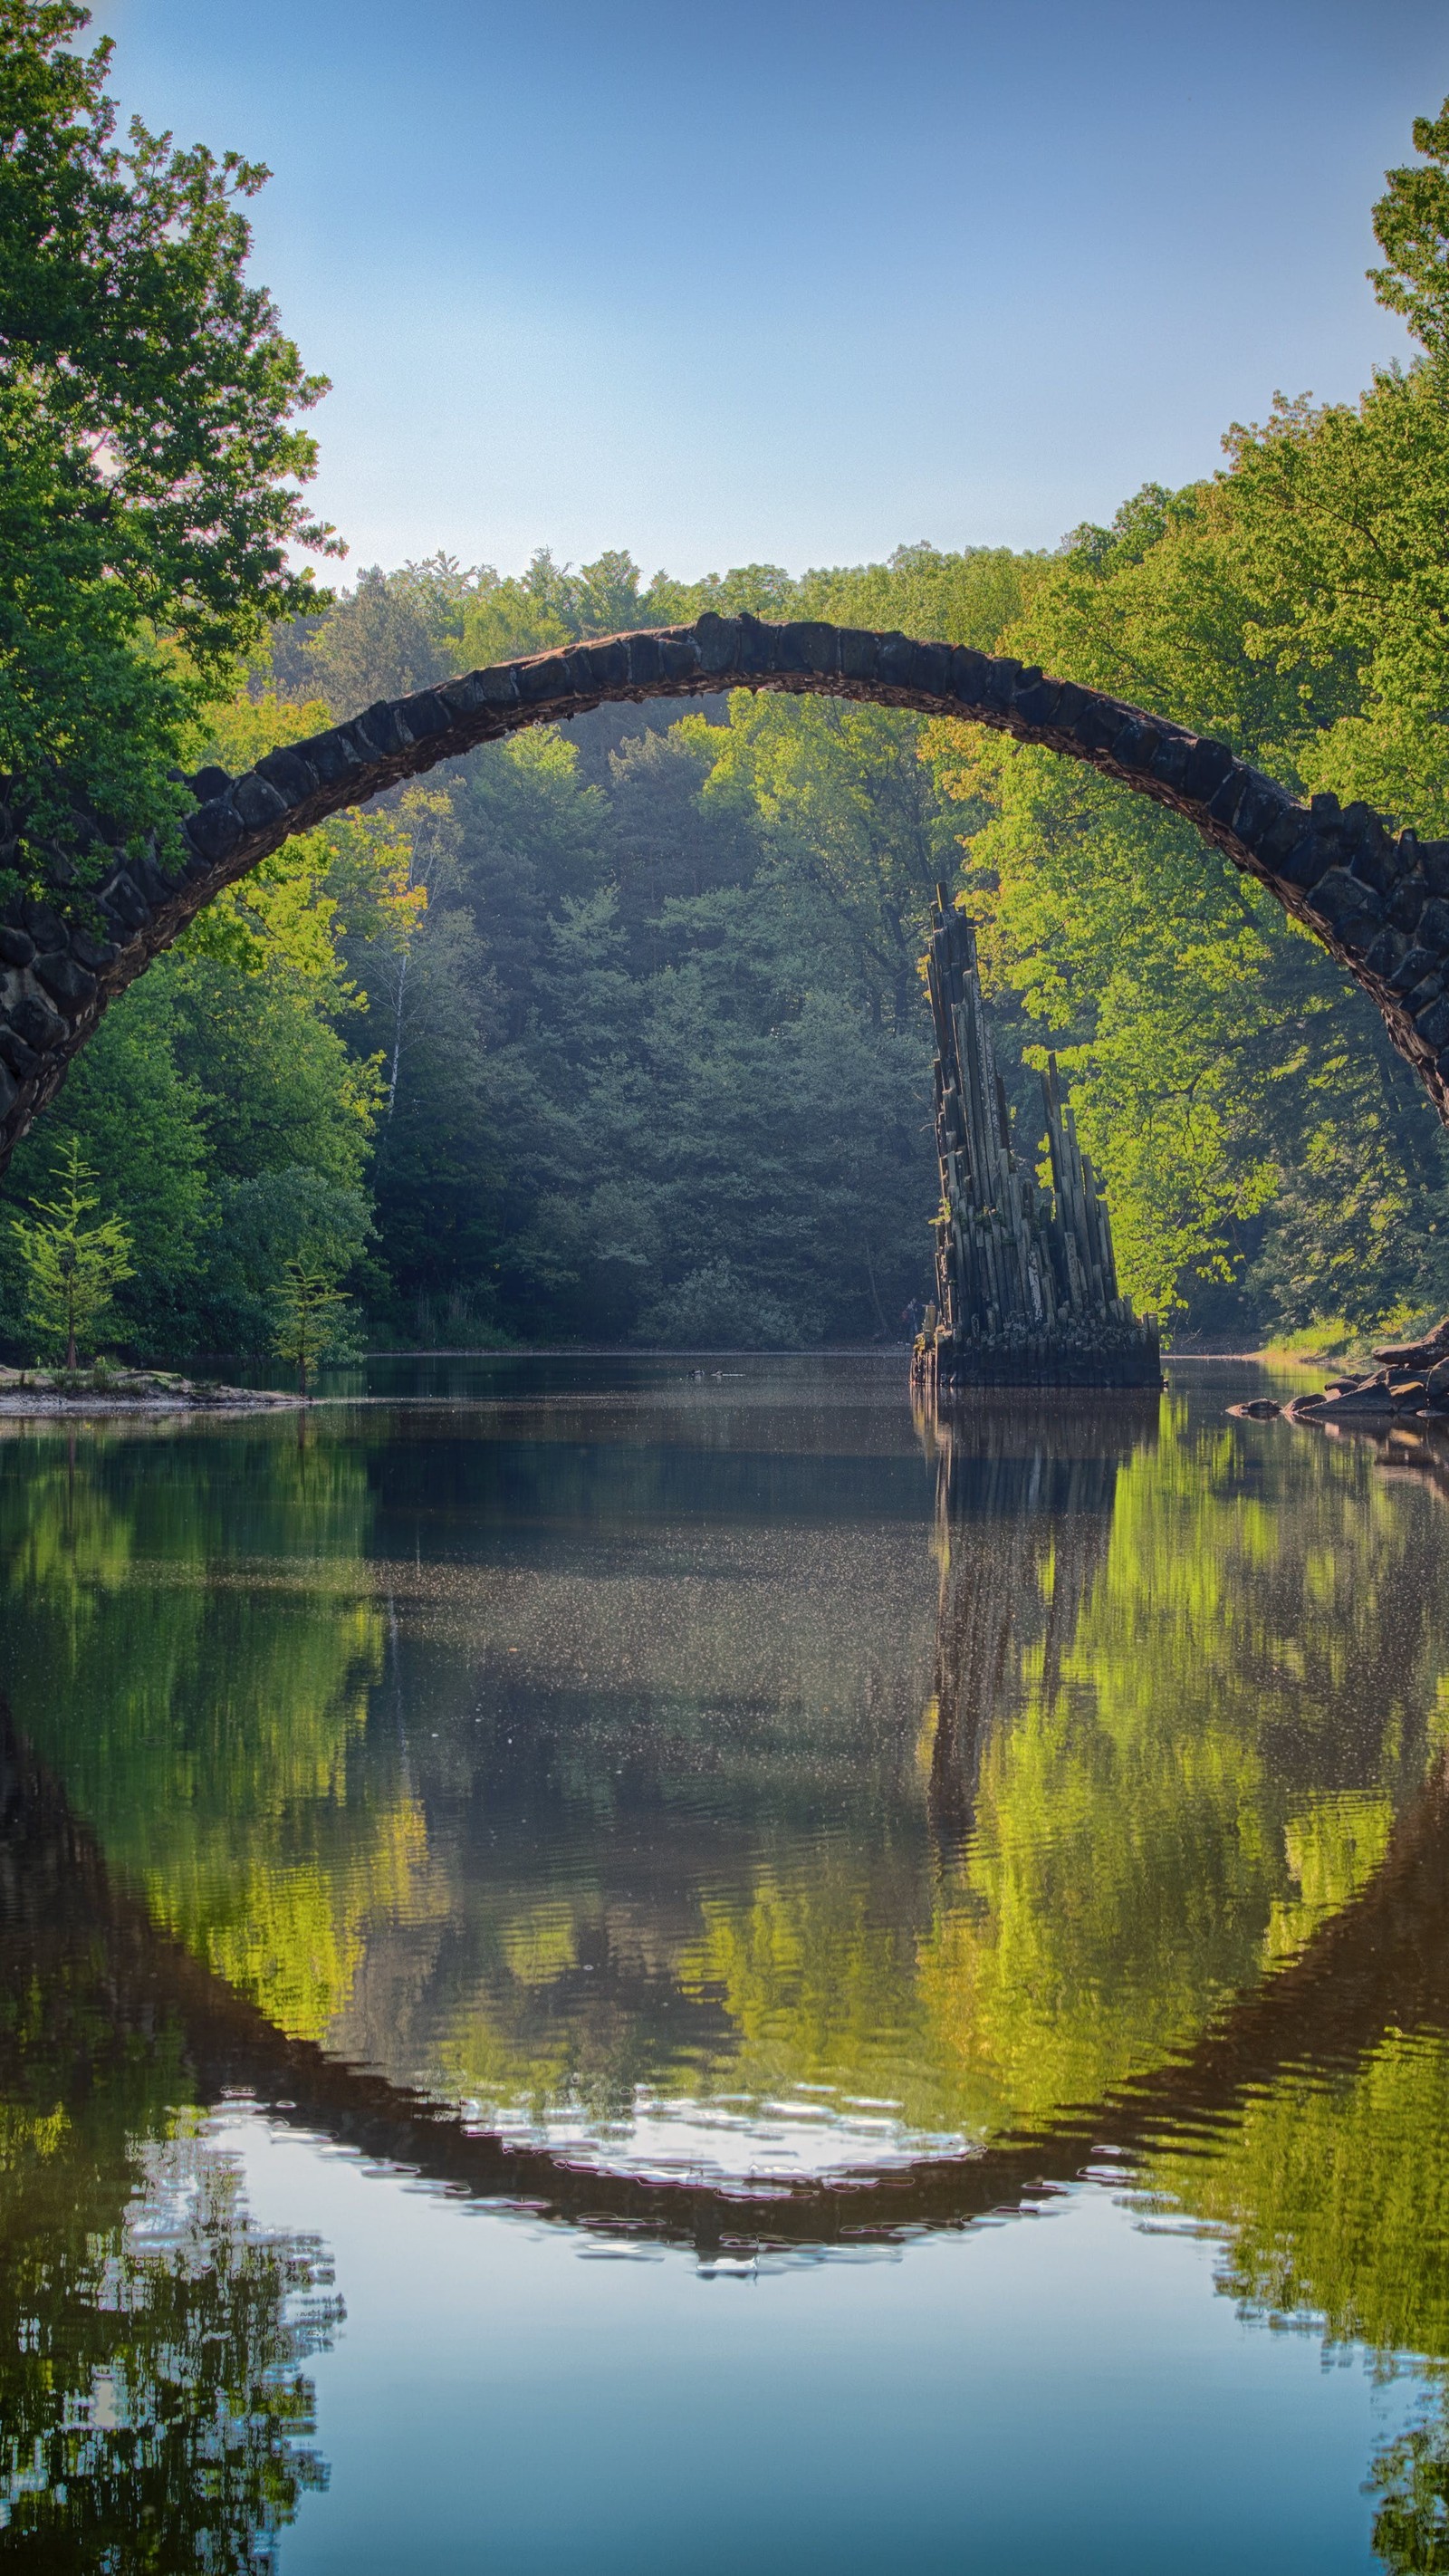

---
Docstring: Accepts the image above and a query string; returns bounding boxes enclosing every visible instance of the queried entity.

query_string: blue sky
[94,0,1449,583]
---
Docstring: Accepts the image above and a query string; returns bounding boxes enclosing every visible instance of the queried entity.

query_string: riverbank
[0,1366,301,1414]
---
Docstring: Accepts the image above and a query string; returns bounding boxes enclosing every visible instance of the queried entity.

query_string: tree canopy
[0,0,334,874]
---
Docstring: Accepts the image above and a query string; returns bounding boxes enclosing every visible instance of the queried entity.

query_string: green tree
[1369,94,1449,370]
[9,1135,133,1364]
[273,1257,348,1397]
[0,0,335,878]
[920,93,1449,1338]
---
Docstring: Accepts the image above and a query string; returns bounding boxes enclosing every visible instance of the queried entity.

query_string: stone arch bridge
[0,612,1444,1175]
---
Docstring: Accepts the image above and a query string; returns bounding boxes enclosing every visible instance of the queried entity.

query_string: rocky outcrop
[1,612,1446,1174]
[913,896,1161,1389]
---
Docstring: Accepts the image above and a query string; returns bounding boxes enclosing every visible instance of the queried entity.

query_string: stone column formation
[916,896,1161,1391]
[0,610,1443,1177]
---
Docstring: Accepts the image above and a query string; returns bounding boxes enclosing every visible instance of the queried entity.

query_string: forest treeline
[5,5,1449,1354]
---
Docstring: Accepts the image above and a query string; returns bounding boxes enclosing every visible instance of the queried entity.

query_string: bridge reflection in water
[3,1369,1449,2563]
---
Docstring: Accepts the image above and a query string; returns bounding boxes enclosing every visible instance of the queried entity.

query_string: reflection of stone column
[917,1396,1160,1862]
[914,894,1162,1397]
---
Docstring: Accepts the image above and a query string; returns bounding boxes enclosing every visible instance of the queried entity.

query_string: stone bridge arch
[0,611,1442,1174]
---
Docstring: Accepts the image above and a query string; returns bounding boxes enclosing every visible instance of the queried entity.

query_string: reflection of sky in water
[226,2105,1420,2576]
[473,2085,973,2182]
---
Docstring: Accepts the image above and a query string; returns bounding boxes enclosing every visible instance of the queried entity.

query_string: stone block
[183,797,245,867]
[1311,867,1377,934]
[232,774,289,830]
[353,699,413,754]
[130,852,174,907]
[1421,840,1449,895]
[97,872,149,932]
[1069,694,1126,755]
[733,618,777,677]
[288,727,365,788]
[1363,924,1411,980]
[1348,817,1400,895]
[1012,676,1063,726]
[34,951,97,1013]
[909,639,953,697]
[399,689,451,740]
[255,746,319,803]
[840,629,883,683]
[1278,830,1337,890]
[188,765,232,802]
[657,634,702,683]
[874,631,917,692]
[0,1062,16,1120]
[1415,992,1449,1050]
[1112,716,1162,774]
[0,1028,37,1077]
[69,930,118,972]
[1417,895,1449,949]
[1204,764,1251,829]
[977,656,1021,716]
[1149,731,1198,793]
[567,640,629,693]
[1051,682,1093,735]
[1180,738,1236,803]
[693,615,741,677]
[1390,876,1428,934]
[1259,805,1322,872]
[0,927,34,966]
[625,632,665,686]
[1230,771,1292,852]
[434,673,489,721]
[12,993,66,1051]
[775,621,840,677]
[19,900,67,951]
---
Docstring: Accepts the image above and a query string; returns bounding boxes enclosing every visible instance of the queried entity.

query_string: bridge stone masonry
[0,611,1444,1198]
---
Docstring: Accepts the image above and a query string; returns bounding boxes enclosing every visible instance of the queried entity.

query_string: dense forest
[5,6,1449,1356]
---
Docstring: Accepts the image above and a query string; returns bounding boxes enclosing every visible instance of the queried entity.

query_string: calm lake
[3,1353,1448,2572]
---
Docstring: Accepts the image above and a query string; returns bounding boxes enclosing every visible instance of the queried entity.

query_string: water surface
[3,1354,1448,2571]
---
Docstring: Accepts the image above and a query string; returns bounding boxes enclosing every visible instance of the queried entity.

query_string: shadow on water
[6,1369,1449,2560]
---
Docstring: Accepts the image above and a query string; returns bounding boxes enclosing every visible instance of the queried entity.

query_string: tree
[1369,93,1449,370]
[9,1135,133,1365]
[272,1258,348,1397]
[0,0,336,881]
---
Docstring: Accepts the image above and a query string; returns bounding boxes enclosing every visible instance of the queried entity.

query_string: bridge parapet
[0,612,1442,1173]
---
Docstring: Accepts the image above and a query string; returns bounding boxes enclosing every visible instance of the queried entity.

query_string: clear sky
[93,0,1449,583]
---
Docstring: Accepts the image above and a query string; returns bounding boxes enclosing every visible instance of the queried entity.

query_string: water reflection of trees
[917,1396,1153,1856]
[12,1398,1449,2156]
[13,1401,1449,2564]
[0,1423,425,2043]
[0,1725,341,2567]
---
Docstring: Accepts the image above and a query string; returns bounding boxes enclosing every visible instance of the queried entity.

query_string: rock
[11,993,66,1051]
[1374,1318,1449,1370]
[232,774,288,830]
[1317,1383,1399,1416]
[1391,1379,1428,1408]
[183,796,245,867]
[33,951,97,1013]
[0,1029,37,1077]
[1230,1398,1281,1419]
